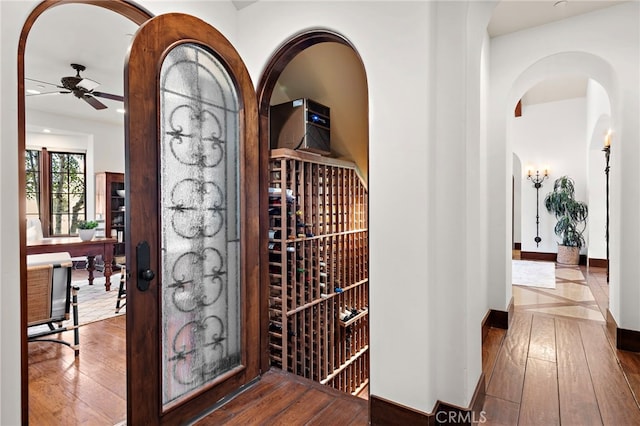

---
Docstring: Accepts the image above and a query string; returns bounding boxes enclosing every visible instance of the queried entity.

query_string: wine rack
[268,148,369,395]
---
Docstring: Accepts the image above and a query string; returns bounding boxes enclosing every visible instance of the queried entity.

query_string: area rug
[73,274,125,325]
[512,260,556,289]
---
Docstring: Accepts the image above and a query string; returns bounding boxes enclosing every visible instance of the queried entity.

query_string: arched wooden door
[125,13,260,424]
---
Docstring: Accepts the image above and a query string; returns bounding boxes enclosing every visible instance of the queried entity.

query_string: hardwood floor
[193,369,368,425]
[483,264,640,425]
[28,264,640,425]
[27,315,368,425]
[28,316,126,425]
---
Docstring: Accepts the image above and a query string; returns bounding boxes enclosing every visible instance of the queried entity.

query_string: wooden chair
[27,252,80,356]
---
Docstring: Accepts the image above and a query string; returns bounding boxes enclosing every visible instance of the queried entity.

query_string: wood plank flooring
[28,264,640,425]
[483,264,640,425]
[193,369,368,425]
[28,315,126,425]
[28,315,367,425]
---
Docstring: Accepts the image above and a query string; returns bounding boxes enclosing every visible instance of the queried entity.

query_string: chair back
[27,252,72,326]
[26,264,53,326]
[26,218,44,243]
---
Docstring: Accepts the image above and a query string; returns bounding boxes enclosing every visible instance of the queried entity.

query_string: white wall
[586,79,611,262]
[0,1,4,421]
[28,110,124,175]
[465,2,494,409]
[513,154,522,245]
[1,2,37,423]
[238,0,438,411]
[237,0,493,413]
[488,2,639,333]
[142,0,238,38]
[513,98,588,255]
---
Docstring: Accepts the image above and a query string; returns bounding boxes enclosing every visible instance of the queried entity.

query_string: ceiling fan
[26,63,123,110]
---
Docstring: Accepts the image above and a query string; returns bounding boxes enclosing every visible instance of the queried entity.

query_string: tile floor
[513,263,606,324]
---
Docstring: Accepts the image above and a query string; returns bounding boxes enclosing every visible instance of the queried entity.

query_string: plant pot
[78,229,95,241]
[557,245,580,265]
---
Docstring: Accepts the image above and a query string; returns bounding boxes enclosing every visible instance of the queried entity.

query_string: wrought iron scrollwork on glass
[160,43,241,406]
[169,179,225,239]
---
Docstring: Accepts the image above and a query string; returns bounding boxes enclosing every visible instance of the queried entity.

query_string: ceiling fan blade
[26,90,70,97]
[82,94,107,110]
[25,77,61,87]
[77,78,100,91]
[92,91,124,102]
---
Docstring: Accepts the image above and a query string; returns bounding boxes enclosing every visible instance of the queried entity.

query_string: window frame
[25,147,88,237]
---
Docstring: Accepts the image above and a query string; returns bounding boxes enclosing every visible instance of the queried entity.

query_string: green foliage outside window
[25,149,86,235]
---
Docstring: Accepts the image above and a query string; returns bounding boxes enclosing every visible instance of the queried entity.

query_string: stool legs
[115,266,126,313]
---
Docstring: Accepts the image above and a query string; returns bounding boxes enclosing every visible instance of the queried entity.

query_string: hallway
[482,263,640,425]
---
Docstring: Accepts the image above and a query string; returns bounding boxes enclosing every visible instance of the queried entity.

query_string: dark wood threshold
[513,242,521,250]
[589,258,608,268]
[521,251,587,265]
[370,375,486,425]
[607,309,640,352]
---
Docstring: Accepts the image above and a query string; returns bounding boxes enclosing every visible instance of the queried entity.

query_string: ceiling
[488,0,627,106]
[271,42,369,181]
[488,0,627,38]
[25,4,137,129]
[23,1,626,130]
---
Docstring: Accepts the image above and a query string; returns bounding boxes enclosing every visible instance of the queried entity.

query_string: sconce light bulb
[605,129,612,148]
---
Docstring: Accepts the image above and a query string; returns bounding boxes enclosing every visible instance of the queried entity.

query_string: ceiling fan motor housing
[61,76,84,95]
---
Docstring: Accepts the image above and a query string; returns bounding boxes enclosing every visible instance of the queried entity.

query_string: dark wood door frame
[255,29,366,373]
[125,13,260,424]
[17,1,153,422]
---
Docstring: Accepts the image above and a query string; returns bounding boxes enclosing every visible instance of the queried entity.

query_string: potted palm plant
[544,176,588,265]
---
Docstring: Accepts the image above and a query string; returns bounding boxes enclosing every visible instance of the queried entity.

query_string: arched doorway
[17,0,153,421]
[505,52,618,305]
[256,30,371,395]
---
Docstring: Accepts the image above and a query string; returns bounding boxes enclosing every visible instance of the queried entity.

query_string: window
[25,150,40,223]
[25,148,87,236]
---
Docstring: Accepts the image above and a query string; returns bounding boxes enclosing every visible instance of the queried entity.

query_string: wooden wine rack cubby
[268,148,369,395]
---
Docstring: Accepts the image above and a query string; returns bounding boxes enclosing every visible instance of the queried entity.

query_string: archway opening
[256,30,370,397]
[17,1,152,421]
[505,53,617,326]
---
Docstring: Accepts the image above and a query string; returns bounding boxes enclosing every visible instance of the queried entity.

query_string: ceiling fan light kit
[26,63,124,110]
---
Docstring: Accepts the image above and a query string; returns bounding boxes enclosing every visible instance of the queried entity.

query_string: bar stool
[115,265,126,313]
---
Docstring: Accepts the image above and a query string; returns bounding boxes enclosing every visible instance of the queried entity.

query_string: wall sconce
[527,168,549,247]
[603,129,612,282]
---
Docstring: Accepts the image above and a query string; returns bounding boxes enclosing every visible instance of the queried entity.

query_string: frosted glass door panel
[159,43,241,407]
